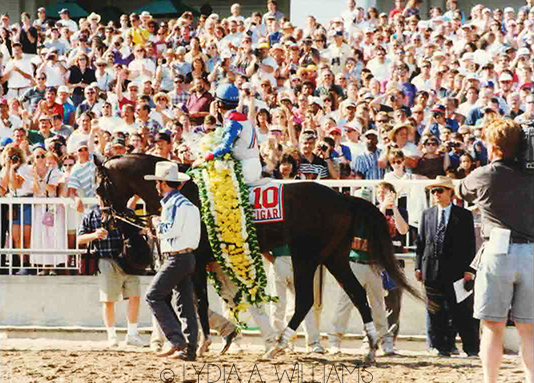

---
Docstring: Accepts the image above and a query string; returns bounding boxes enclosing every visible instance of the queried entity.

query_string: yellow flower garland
[191,143,276,324]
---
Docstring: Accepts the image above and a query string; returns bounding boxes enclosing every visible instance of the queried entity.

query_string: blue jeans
[145,252,198,351]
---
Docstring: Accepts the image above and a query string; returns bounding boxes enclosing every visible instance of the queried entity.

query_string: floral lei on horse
[190,130,277,325]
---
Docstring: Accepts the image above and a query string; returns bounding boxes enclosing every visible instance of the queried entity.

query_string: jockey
[203,83,261,184]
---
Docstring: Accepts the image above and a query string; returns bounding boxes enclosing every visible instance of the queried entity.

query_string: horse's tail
[346,195,424,303]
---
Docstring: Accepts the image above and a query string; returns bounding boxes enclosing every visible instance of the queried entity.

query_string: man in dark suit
[415,176,480,357]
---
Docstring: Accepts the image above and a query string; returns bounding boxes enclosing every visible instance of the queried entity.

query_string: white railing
[0,197,148,275]
[0,180,464,275]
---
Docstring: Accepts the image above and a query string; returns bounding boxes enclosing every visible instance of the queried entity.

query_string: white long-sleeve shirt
[157,189,201,253]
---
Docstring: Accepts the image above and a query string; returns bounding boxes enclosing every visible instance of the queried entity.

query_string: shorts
[98,258,141,303]
[474,243,533,324]
[12,203,32,226]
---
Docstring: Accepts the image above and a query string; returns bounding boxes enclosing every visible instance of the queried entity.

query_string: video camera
[518,123,534,173]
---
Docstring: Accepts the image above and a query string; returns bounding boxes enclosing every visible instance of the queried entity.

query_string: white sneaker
[330,344,341,354]
[382,336,396,356]
[108,335,119,348]
[308,342,326,354]
[125,334,148,347]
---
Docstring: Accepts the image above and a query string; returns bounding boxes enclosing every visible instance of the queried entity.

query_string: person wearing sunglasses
[416,176,479,358]
[413,135,451,179]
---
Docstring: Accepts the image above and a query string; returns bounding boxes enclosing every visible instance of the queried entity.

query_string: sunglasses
[78,147,88,152]
[430,188,445,194]
[37,77,46,80]
[157,98,167,102]
[425,142,438,146]
[377,119,389,123]
[35,154,46,159]
[63,163,75,167]
[97,64,106,67]
[391,160,404,165]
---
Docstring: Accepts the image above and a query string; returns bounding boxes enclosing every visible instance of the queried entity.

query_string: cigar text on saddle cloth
[249,182,285,223]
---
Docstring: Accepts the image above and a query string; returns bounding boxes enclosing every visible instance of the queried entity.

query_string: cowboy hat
[425,176,455,191]
[144,161,190,182]
[388,123,413,142]
[88,12,101,23]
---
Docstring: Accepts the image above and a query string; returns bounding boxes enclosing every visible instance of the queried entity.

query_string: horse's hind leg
[323,255,380,363]
[264,255,318,359]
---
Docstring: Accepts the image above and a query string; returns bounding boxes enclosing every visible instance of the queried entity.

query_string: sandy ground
[0,338,525,383]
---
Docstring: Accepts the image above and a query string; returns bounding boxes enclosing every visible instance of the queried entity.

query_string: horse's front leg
[264,254,318,359]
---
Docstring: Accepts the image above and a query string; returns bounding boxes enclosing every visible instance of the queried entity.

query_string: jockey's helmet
[215,83,239,108]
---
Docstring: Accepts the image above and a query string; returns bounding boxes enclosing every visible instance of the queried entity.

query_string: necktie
[434,210,446,257]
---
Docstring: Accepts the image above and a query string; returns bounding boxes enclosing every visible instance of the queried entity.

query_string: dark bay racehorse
[94,154,422,358]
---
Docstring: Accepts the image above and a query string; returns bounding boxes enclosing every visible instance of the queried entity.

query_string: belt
[163,248,194,256]
[484,237,533,244]
[510,238,534,244]
[350,258,374,265]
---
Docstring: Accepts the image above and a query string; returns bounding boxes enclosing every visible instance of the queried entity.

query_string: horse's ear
[93,152,105,169]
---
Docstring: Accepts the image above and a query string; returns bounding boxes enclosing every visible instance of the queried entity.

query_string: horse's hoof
[263,345,283,360]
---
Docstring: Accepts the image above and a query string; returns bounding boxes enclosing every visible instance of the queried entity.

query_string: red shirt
[119,97,136,112]
[39,100,64,118]
[186,91,213,125]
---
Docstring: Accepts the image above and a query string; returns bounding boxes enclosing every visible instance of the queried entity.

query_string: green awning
[44,0,89,19]
[134,0,200,17]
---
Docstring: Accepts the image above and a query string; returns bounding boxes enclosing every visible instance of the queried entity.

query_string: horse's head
[93,154,118,212]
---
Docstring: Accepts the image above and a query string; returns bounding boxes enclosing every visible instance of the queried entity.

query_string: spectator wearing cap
[325,29,351,76]
[94,59,113,93]
[75,85,103,120]
[328,126,352,164]
[380,123,421,170]
[354,130,384,180]
[58,9,78,33]
[51,113,73,139]
[299,35,320,66]
[67,53,97,106]
[44,27,67,56]
[495,71,514,100]
[33,7,48,32]
[0,98,23,140]
[67,136,96,212]
[33,87,64,126]
[108,137,127,157]
[2,42,35,99]
[29,115,55,145]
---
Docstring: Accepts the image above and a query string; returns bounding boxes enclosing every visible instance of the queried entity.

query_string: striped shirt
[157,189,201,253]
[170,89,191,106]
[68,158,95,197]
[354,148,384,180]
[298,154,329,180]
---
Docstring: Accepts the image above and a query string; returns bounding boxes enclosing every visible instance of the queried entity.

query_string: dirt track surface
[0,339,524,383]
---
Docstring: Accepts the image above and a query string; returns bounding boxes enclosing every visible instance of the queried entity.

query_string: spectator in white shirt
[1,42,35,98]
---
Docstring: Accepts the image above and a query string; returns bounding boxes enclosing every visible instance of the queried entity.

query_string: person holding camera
[297,132,339,179]
[0,144,33,272]
[36,47,67,88]
[456,118,533,383]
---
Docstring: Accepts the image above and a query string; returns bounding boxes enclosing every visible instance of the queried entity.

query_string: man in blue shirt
[145,161,201,361]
